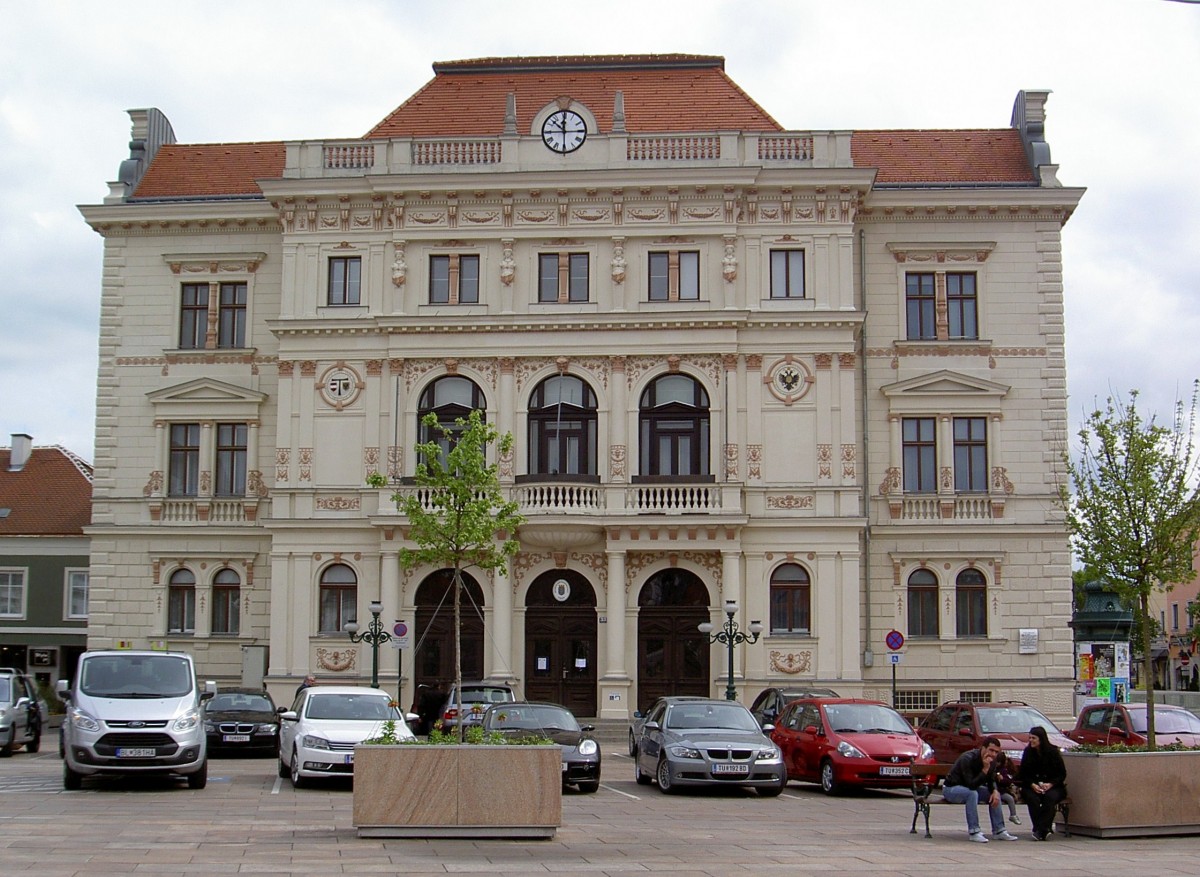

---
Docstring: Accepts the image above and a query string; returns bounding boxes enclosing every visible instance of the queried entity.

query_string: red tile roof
[134,142,284,199]
[365,54,782,138]
[0,446,93,536]
[851,129,1034,184]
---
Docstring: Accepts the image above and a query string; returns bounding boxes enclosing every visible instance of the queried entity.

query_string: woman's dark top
[1017,742,1067,790]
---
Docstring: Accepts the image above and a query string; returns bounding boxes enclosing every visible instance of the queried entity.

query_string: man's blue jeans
[943,785,1005,835]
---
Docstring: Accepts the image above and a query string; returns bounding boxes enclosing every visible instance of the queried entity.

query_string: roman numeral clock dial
[541,109,587,154]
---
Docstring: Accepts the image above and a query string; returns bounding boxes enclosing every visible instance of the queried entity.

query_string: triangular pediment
[148,378,267,405]
[881,370,1010,400]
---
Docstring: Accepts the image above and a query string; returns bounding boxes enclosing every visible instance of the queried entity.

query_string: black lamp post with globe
[344,601,391,689]
[698,599,763,701]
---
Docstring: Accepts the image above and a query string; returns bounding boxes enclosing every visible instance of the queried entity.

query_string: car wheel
[290,746,306,788]
[26,726,40,754]
[187,759,208,790]
[759,776,786,797]
[819,759,840,796]
[0,726,14,757]
[628,729,637,756]
[63,761,82,791]
[278,749,290,778]
[656,757,677,794]
[577,780,600,794]
[634,757,652,786]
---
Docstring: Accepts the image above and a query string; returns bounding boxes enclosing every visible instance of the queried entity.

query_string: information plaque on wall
[1018,628,1039,654]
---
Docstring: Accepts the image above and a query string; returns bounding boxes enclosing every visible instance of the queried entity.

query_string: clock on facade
[541,109,587,154]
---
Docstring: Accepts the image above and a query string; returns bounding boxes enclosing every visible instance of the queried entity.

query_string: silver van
[56,650,216,790]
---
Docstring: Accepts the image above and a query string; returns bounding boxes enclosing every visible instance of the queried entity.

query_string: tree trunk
[453,566,464,743]
[1142,592,1156,750]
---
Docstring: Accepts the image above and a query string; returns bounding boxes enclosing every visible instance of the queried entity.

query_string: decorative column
[491,561,514,681]
[600,549,632,719]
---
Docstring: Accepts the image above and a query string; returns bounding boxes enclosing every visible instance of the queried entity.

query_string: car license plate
[116,747,156,758]
[879,765,910,777]
[712,763,749,775]
[222,734,251,743]
[344,753,354,765]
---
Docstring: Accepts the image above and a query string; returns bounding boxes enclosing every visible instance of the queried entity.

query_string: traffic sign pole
[885,630,905,709]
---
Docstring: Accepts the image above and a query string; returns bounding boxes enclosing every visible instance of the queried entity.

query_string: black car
[482,701,601,793]
[749,685,840,728]
[203,687,279,755]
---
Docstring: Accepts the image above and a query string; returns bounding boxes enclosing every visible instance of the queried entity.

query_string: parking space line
[599,783,639,800]
[271,776,283,794]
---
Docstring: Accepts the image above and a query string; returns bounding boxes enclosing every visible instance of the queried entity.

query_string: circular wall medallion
[552,578,572,602]
[318,364,364,410]
[766,357,814,404]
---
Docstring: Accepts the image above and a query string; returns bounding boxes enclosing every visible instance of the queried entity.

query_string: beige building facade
[79,56,1084,719]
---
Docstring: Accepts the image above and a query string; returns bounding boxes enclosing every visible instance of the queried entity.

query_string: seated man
[942,736,1020,843]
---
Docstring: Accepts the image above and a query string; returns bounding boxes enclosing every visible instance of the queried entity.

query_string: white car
[278,686,415,787]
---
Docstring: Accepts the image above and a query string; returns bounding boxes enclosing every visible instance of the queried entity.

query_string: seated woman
[1018,725,1067,840]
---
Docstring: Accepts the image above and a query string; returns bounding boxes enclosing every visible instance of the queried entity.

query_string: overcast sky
[2,0,1198,463]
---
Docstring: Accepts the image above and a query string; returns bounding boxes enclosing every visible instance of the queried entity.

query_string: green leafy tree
[1060,385,1200,748]
[395,409,524,742]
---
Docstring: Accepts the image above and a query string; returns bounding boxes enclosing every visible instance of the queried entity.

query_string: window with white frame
[0,569,26,619]
[65,569,89,619]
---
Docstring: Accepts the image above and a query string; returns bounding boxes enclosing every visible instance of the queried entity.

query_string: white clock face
[541,109,587,154]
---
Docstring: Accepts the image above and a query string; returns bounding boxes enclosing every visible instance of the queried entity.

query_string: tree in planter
[395,409,525,742]
[1059,385,1200,748]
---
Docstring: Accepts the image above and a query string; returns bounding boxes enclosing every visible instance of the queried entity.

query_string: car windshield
[666,702,759,732]
[823,703,913,734]
[305,693,397,721]
[1129,708,1200,734]
[783,689,838,701]
[977,706,1058,735]
[209,693,273,712]
[485,705,580,732]
[79,655,193,698]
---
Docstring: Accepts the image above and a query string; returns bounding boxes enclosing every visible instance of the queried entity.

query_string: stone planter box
[1062,749,1200,837]
[351,744,562,838]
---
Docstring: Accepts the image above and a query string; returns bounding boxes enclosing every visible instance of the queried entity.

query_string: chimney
[9,433,32,472]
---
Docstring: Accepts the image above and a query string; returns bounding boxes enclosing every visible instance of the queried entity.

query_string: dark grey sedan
[482,701,601,793]
[633,697,786,796]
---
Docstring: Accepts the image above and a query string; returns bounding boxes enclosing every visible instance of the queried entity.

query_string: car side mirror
[633,710,644,719]
[581,724,595,732]
[957,728,974,737]
[762,723,776,733]
[280,710,298,722]
[645,721,661,732]
[55,679,71,702]
[1110,727,1127,737]
[201,680,217,702]
[803,724,820,736]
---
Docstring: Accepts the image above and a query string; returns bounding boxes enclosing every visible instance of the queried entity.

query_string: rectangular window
[946,273,977,339]
[215,423,248,497]
[649,251,700,301]
[168,585,196,633]
[217,282,247,348]
[429,255,479,304]
[953,417,988,492]
[179,283,209,349]
[65,569,89,619]
[538,252,589,302]
[769,587,811,634]
[956,585,987,637]
[905,273,936,340]
[328,256,361,306]
[908,583,938,637]
[168,423,201,497]
[770,250,805,299]
[319,585,357,633]
[211,586,240,635]
[902,417,937,493]
[1172,603,1179,631]
[0,569,26,619]
[894,690,940,715]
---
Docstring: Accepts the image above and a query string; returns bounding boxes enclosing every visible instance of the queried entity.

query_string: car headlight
[69,706,101,732]
[256,723,278,735]
[668,744,703,759]
[836,740,866,758]
[578,739,598,756]
[173,708,201,732]
[756,746,781,761]
[302,734,332,750]
[203,721,217,733]
[919,741,934,759]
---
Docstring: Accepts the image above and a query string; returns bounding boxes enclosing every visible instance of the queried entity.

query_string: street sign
[885,630,904,651]
[390,620,411,650]
[889,653,902,665]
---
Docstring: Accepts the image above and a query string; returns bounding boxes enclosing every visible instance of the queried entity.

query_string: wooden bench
[909,761,1071,839]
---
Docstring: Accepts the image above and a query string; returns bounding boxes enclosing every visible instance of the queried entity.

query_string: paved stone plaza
[1,743,1196,876]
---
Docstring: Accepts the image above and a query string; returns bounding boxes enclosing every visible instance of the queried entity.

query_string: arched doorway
[525,570,598,716]
[636,568,711,712]
[412,569,485,698]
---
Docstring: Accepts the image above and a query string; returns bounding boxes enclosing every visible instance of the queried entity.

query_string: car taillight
[443,709,458,720]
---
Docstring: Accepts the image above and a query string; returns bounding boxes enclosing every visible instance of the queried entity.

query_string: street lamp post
[698,599,764,701]
[344,601,391,689]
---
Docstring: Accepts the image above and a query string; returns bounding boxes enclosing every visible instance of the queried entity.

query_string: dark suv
[917,700,1076,767]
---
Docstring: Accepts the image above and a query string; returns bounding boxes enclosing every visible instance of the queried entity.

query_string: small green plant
[1071,741,1200,754]
[361,701,407,744]
[365,471,388,488]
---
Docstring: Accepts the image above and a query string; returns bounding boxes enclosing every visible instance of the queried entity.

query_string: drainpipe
[858,231,874,671]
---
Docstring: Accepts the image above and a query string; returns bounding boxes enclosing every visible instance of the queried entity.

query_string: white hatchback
[278,686,415,787]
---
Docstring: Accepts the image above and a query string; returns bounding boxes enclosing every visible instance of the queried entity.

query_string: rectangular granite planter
[351,744,562,838]
[1062,749,1200,838]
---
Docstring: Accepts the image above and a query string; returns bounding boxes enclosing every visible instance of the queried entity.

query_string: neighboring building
[79,55,1084,719]
[0,434,92,687]
[1150,544,1200,690]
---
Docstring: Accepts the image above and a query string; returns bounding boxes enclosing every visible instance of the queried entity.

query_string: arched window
[319,563,357,634]
[638,374,710,477]
[955,568,987,637]
[770,563,811,634]
[528,375,597,476]
[907,569,939,637]
[417,376,485,460]
[167,569,196,634]
[212,568,240,635]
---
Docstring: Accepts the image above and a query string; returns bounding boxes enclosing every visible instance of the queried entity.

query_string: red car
[770,698,935,795]
[1067,702,1200,747]
[917,700,1076,768]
